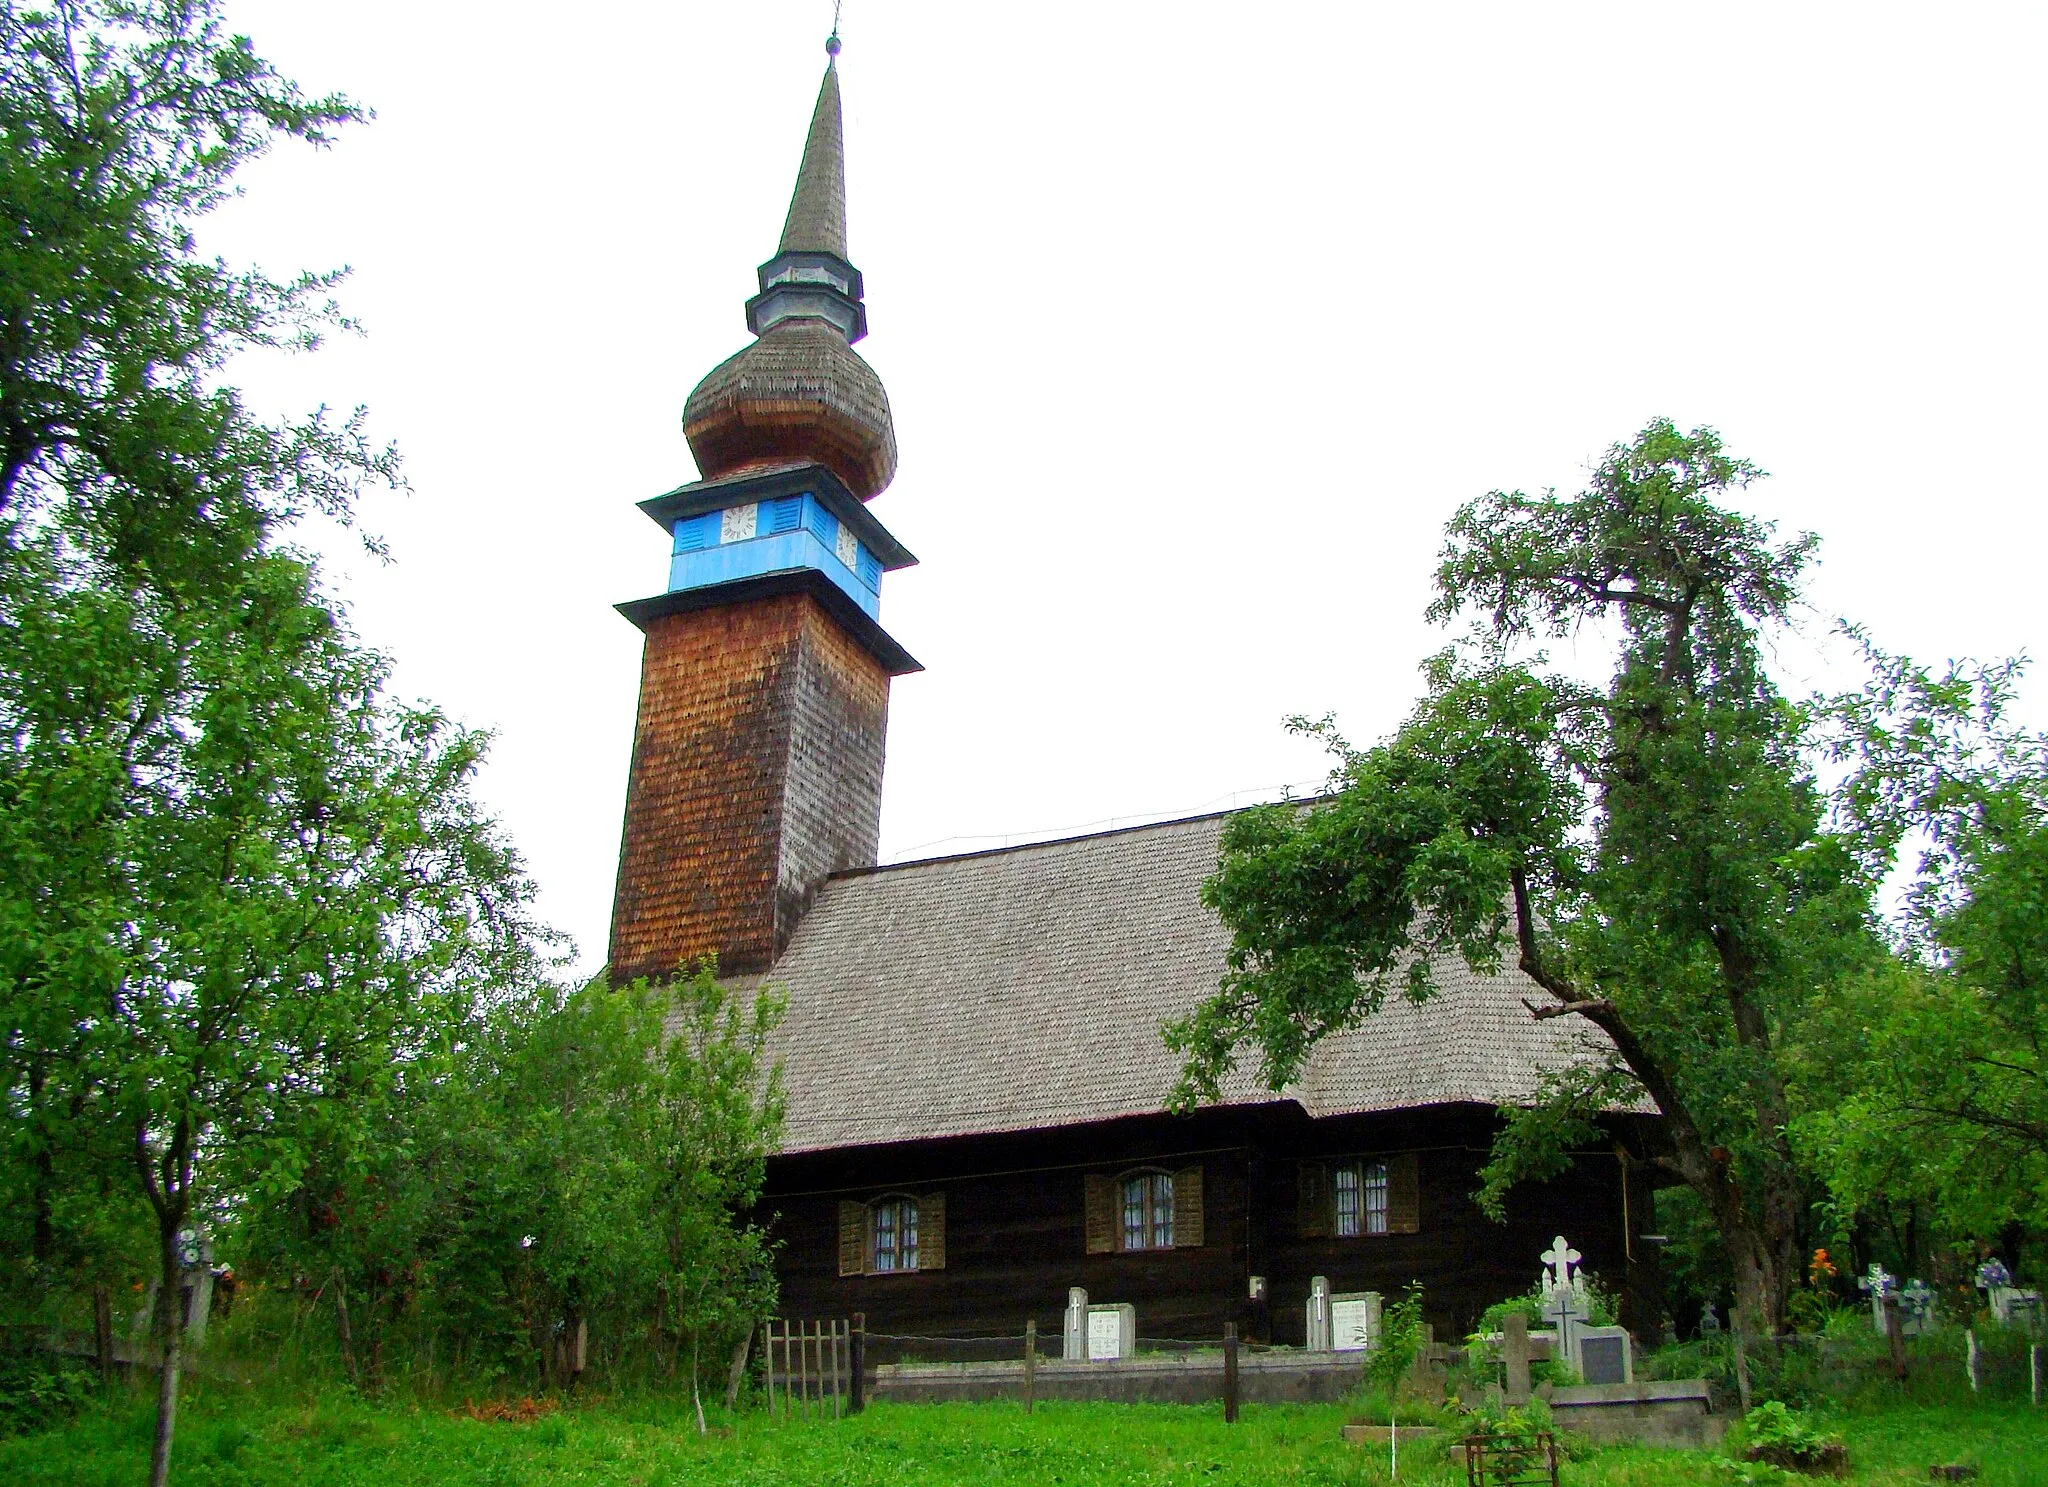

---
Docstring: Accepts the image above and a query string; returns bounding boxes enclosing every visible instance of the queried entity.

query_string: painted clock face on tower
[721,505,758,545]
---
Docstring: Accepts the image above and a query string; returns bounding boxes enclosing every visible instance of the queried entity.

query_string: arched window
[1119,1170,1174,1252]
[871,1195,919,1273]
[1083,1165,1203,1254]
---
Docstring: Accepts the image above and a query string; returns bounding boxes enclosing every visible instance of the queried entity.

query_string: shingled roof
[763,810,1619,1154]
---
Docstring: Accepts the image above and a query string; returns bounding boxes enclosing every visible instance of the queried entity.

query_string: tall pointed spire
[779,60,848,259]
[683,36,896,500]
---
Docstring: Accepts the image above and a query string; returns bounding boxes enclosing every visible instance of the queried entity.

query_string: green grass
[3,1385,2044,1486]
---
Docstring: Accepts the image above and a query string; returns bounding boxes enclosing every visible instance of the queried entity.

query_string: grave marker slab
[1086,1303,1135,1362]
[1503,1312,1532,1405]
[1330,1292,1381,1352]
[1573,1324,1634,1385]
[1305,1275,1332,1351]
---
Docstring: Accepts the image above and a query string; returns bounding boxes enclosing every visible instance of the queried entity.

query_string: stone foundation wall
[870,1353,1367,1406]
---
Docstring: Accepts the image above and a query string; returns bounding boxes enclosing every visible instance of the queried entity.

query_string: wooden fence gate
[761,1317,851,1419]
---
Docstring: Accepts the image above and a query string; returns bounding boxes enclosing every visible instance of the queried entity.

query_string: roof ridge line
[840,795,1336,880]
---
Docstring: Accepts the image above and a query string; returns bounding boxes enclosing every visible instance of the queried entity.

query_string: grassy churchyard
[5,1388,2047,1487]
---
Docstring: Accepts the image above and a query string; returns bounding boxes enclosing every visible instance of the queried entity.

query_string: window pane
[1335,1165,1361,1238]
[1153,1172,1174,1249]
[1122,1177,1147,1251]
[1364,1163,1389,1235]
[874,1201,897,1271]
[871,1199,920,1272]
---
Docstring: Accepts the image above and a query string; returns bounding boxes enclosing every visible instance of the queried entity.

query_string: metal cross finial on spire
[827,0,842,56]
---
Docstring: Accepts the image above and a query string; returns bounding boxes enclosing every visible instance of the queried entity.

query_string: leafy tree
[1795,645,2048,1244]
[1169,419,1879,1335]
[238,966,784,1406]
[0,4,544,1483]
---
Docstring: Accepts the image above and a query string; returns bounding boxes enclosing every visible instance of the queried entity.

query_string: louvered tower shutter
[1083,1174,1115,1254]
[920,1192,947,1270]
[1388,1151,1421,1234]
[1298,1161,1332,1238]
[1172,1166,1204,1248]
[838,1201,866,1276]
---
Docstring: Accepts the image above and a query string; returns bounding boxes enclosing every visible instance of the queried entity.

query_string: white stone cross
[1858,1264,1898,1336]
[1540,1236,1587,1358]
[1541,1236,1582,1294]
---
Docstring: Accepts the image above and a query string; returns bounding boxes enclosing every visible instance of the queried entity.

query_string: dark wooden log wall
[760,1103,1660,1348]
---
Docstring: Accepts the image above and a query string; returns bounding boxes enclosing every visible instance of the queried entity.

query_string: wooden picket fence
[761,1317,854,1419]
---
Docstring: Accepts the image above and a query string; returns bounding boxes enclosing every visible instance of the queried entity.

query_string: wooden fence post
[1967,1328,1980,1393]
[1023,1319,1036,1413]
[1223,1322,1240,1424]
[849,1312,866,1415]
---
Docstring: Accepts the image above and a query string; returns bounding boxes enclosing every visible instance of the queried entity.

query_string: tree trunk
[93,1284,114,1385]
[27,1059,54,1267]
[148,1220,183,1487]
[724,1328,753,1411]
[331,1269,357,1384]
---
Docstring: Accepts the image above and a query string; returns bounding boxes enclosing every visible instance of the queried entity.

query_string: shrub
[0,1352,96,1437]
[1736,1400,1847,1476]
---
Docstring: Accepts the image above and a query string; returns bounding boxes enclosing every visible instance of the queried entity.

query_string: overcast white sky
[209,2,2047,977]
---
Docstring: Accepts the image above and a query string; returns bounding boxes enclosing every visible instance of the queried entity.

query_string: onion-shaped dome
[683,318,897,500]
[682,54,897,501]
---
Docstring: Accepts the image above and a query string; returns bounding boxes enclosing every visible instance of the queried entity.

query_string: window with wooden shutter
[838,1200,865,1276]
[1172,1165,1204,1248]
[1298,1161,1332,1238]
[871,1197,917,1272]
[1084,1173,1115,1254]
[920,1192,947,1270]
[1387,1150,1421,1234]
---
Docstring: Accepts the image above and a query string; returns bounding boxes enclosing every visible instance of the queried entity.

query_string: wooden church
[607,41,1662,1347]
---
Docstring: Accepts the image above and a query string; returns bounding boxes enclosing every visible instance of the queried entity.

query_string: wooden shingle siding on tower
[683,318,898,500]
[607,592,887,981]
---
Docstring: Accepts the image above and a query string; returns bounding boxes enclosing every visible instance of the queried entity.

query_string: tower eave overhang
[638,460,916,570]
[615,567,923,677]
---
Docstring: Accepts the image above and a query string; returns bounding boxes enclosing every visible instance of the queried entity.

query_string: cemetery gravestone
[1858,1264,1898,1337]
[1976,1259,2044,1332]
[1540,1236,1588,1361]
[1086,1303,1135,1362]
[1305,1275,1333,1351]
[1898,1279,1937,1336]
[1063,1287,1088,1361]
[1573,1325,1634,1385]
[1330,1291,1382,1352]
[1503,1312,1533,1405]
